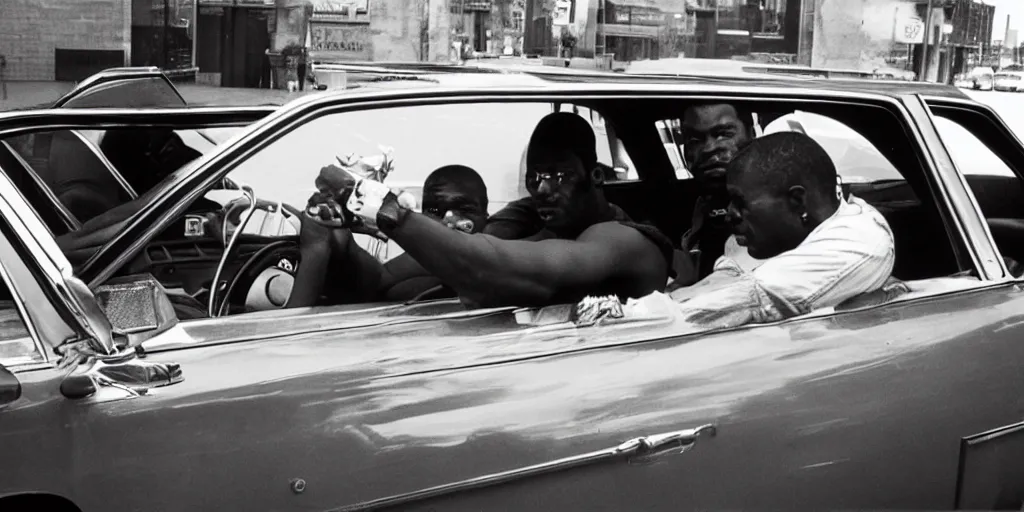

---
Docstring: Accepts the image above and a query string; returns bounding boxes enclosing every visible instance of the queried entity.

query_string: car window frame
[908,95,1010,281]
[0,223,48,368]
[0,173,89,370]
[5,89,979,289]
[205,94,980,282]
[0,89,1000,355]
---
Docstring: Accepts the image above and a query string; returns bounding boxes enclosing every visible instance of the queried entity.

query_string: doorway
[196,6,271,88]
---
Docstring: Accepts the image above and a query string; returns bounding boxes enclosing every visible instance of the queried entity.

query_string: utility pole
[1003,14,1011,68]
[918,0,935,81]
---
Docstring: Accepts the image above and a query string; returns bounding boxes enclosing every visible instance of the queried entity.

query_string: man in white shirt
[669,131,895,327]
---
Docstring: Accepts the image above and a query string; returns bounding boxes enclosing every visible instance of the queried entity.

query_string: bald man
[309,112,675,308]
[670,131,895,325]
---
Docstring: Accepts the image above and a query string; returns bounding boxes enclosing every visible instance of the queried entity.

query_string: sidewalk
[0,81,334,111]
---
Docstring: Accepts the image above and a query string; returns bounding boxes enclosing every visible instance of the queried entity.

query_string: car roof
[302,59,973,100]
[329,59,958,101]
[501,69,970,100]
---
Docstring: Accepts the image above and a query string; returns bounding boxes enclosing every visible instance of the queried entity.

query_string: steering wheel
[218,239,301,316]
[206,187,303,317]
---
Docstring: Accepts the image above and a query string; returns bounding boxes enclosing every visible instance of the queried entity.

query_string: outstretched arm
[386,212,667,307]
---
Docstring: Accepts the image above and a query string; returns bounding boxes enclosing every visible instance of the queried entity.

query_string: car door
[265,95,1024,511]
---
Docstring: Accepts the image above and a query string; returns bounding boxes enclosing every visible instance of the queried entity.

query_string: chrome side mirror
[93,273,178,347]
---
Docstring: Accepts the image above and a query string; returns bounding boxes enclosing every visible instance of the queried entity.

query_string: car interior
[0,94,1014,325]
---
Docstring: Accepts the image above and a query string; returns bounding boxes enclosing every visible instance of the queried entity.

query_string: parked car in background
[994,71,1024,92]
[2,67,1024,512]
[969,66,995,90]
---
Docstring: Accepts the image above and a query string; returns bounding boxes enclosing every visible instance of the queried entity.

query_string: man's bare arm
[386,213,667,307]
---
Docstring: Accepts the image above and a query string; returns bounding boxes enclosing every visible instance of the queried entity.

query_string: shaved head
[725,132,841,259]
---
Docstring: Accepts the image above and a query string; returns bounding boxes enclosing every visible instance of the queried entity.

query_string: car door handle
[333,424,717,512]
[626,423,718,464]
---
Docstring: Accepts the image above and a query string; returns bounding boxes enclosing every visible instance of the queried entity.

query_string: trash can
[312,64,348,90]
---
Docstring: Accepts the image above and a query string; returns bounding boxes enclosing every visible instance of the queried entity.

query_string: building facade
[1,0,453,85]
[0,0,135,81]
[809,0,996,81]
[0,0,203,82]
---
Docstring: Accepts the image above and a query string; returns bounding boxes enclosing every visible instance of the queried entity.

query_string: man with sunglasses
[287,164,491,307]
[308,112,674,308]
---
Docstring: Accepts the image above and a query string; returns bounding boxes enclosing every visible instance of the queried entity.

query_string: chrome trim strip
[904,95,1005,280]
[0,140,82,232]
[329,425,716,512]
[157,303,519,353]
[70,130,137,200]
[87,87,909,285]
[4,359,54,372]
[0,106,278,137]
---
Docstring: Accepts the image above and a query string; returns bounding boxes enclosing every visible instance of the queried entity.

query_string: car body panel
[4,280,1024,510]
[2,73,1024,511]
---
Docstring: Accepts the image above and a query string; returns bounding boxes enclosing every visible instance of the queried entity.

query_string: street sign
[553,0,571,26]
[895,17,925,44]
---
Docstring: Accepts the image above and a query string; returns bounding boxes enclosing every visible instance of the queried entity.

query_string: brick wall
[0,0,131,81]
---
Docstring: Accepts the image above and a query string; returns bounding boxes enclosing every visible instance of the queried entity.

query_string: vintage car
[994,71,1024,93]
[1,66,1024,511]
[969,66,995,91]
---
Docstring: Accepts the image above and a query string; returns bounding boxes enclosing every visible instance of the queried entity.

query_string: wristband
[376,191,410,233]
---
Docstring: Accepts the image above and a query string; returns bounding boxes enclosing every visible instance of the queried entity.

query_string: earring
[800,212,809,224]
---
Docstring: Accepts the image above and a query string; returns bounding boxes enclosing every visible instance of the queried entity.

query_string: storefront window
[131,0,196,71]
[709,0,785,35]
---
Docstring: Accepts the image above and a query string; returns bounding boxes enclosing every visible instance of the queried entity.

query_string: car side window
[225,101,637,261]
[931,116,1016,178]
[552,104,639,182]
[928,108,1024,276]
[658,110,905,184]
[762,111,905,184]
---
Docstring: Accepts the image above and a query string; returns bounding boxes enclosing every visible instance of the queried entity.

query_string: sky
[984,0,1024,43]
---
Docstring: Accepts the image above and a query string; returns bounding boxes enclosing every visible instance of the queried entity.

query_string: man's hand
[285,198,354,254]
[312,163,416,233]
